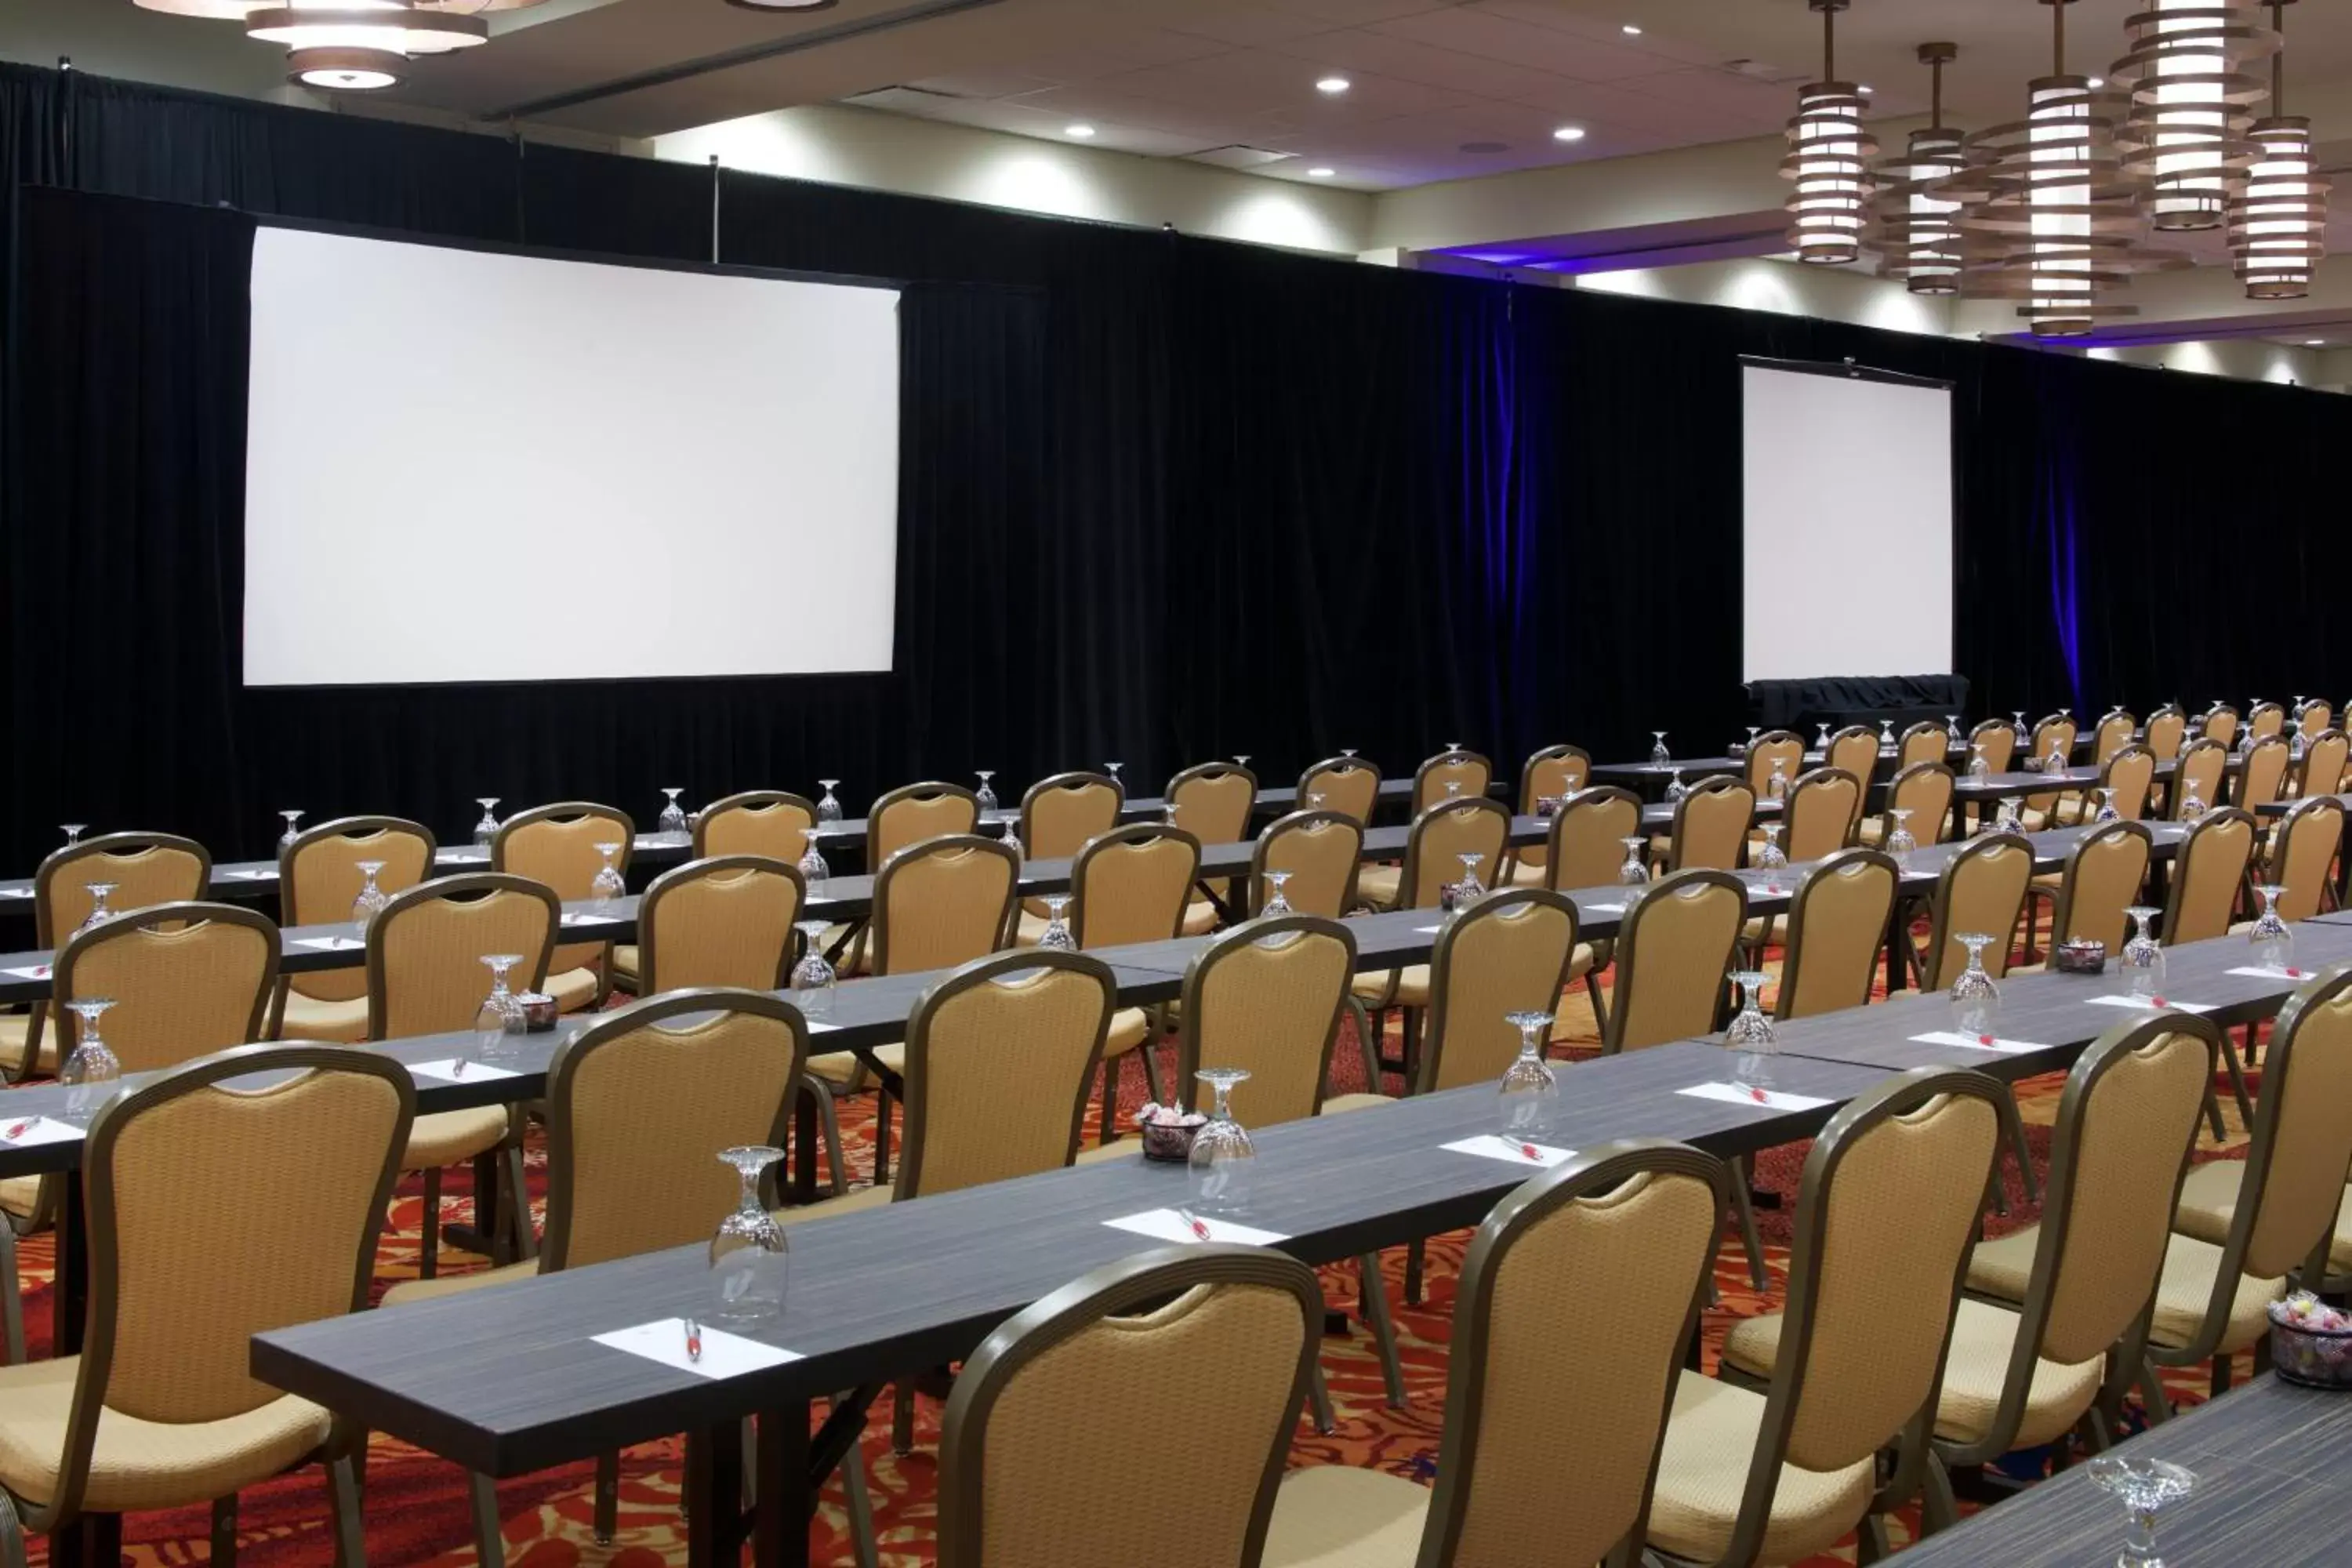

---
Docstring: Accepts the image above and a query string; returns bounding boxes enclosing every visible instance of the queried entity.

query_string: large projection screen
[1740,361,1953,683]
[244,227,901,687]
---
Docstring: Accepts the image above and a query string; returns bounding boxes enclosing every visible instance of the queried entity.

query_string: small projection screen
[243,226,902,687]
[1739,359,1954,683]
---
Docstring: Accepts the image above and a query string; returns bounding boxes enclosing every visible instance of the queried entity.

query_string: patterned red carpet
[5,936,2259,1566]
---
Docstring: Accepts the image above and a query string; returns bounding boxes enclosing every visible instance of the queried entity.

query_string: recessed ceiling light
[1857,84,1874,94]
[1308,166,1336,177]
[1553,125,1586,142]
[1065,123,1095,139]
[2086,75,2105,89]
[1621,23,1642,34]
[2307,339,2326,347]
[1316,75,1350,95]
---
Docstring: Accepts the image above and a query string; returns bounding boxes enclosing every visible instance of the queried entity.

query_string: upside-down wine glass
[1618,836,1650,887]
[1445,741,1466,764]
[2121,908,2166,998]
[2292,728,2308,762]
[1996,797,2030,840]
[279,809,304,848]
[590,842,626,911]
[797,829,829,895]
[1885,808,1918,866]
[2179,786,2208,822]
[1650,731,1671,767]
[1340,748,1358,762]
[2249,884,2295,973]
[1744,725,1762,755]
[1726,971,1777,1090]
[790,920,836,1017]
[1038,894,1077,951]
[1497,1010,1559,1138]
[2092,788,2121,825]
[1188,1069,1257,1216]
[474,955,525,1058]
[1948,935,2000,1040]
[1233,754,1251,769]
[1968,745,1991,781]
[1454,851,1486,907]
[60,824,85,848]
[474,797,502,847]
[815,781,844,824]
[1946,714,1963,745]
[999,816,1024,862]
[1767,757,1790,801]
[1664,768,1690,804]
[350,860,389,934]
[1105,761,1125,792]
[1261,870,1294,917]
[1816,722,1833,751]
[709,1146,789,1325]
[1878,718,1896,751]
[1164,803,1182,829]
[658,787,688,836]
[974,770,999,818]
[1756,822,1788,876]
[59,998,118,1126]
[74,884,117,938]
[2012,711,2030,749]
[2087,1455,2195,1568]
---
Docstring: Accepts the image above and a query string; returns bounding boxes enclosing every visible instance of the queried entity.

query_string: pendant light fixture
[1780,0,1877,264]
[2109,0,2274,230]
[1872,43,1969,294]
[2230,0,2327,297]
[132,0,529,91]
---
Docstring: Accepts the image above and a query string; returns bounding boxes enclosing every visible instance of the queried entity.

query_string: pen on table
[684,1319,702,1363]
[1175,1207,1212,1243]
[448,1057,469,1080]
[2,1118,34,1142]
[1500,1135,1543,1162]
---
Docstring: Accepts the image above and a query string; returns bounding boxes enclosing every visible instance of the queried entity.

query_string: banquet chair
[690,789,818,861]
[2263,796,2343,920]
[1897,720,1947,771]
[1860,760,1955,848]
[1356,795,1508,913]
[6,832,210,1083]
[1412,745,1490,814]
[1161,915,1405,1406]
[1021,824,1198,1126]
[2291,728,2350,800]
[2248,700,2288,742]
[2028,821,2152,962]
[1297,756,1381,826]
[2090,708,2137,764]
[2158,808,2262,1134]
[1603,870,1745,1056]
[0,1044,409,1568]
[2167,737,2227,821]
[1017,771,1123,905]
[1824,725,1879,809]
[366,872,557,1279]
[2297,699,2335,739]
[2060,744,2154,826]
[2020,713,2079,827]
[2143,702,2188,762]
[1543,786,1644,891]
[2002,968,2352,1415]
[1772,849,1899,1022]
[1743,731,1805,801]
[1778,768,1860,862]
[1966,717,2017,776]
[1737,1021,2209,1532]
[490,802,631,1011]
[2234,733,2292,815]
[376,990,871,1564]
[2198,703,2240,747]
[1504,743,1591,886]
[1646,1068,2003,1568]
[935,1246,1321,1568]
[807,834,1021,1183]
[1906,835,2034,992]
[867,781,982,867]
[1166,761,1257,934]
[1665,777,1754,874]
[1248,810,1363,918]
[1408,889,1581,1097]
[273,816,434,1041]
[1261,1142,1726,1568]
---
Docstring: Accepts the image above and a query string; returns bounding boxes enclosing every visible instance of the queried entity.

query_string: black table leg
[793,1083,818,1207]
[50,1510,118,1568]
[755,1402,813,1568]
[684,1423,747,1568]
[59,1172,86,1356]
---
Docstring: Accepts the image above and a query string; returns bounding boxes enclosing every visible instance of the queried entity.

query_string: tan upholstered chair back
[1744,732,1804,799]
[2299,701,2335,739]
[1825,727,1878,797]
[1885,763,1955,845]
[2270,798,2344,922]
[1898,723,1947,771]
[1607,870,1744,1054]
[36,833,211,948]
[2248,702,2286,740]
[1297,757,1381,826]
[543,991,807,1271]
[281,817,434,1004]
[1419,891,1578,1094]
[1782,768,1859,862]
[637,857,803,993]
[937,1248,1321,1568]
[81,1047,409,1446]
[1967,719,2016,777]
[2143,706,2187,762]
[1166,764,1257,848]
[2162,808,2256,946]
[2023,716,2078,813]
[2031,1020,2215,1367]
[2051,822,2151,953]
[2234,971,2352,1279]
[1514,746,1592,874]
[873,836,1020,975]
[2297,730,2350,799]
[1250,811,1362,918]
[2100,746,2156,821]
[1414,748,1492,814]
[2236,735,2291,812]
[869,782,982,867]
[1921,837,2032,988]
[2171,739,2227,819]
[367,873,558,1040]
[1667,779,1753,873]
[692,791,818,862]
[2201,705,2239,746]
[898,952,1116,1199]
[1548,788,1643,892]
[1777,851,1897,1022]
[1178,916,1353,1125]
[1772,1072,2001,1476]
[1072,826,1200,948]
[2092,710,2137,764]
[56,903,277,1074]
[1399,798,1511,909]
[1427,1145,1725,1568]
[1020,772,1124,866]
[494,803,633,980]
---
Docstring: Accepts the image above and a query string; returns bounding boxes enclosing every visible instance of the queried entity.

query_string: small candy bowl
[1135,1103,1207,1163]
[517,992,559,1033]
[2054,939,2108,976]
[2270,1293,2352,1389]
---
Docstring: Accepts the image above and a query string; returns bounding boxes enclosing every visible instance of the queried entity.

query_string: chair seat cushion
[403,1106,509,1171]
[2148,1231,2282,1356]
[774,1183,894,1225]
[0,1355,332,1513]
[1181,897,1221,936]
[1320,1092,1392,1114]
[380,1258,536,1308]
[1,1176,43,1224]
[818,923,872,978]
[1350,967,1429,1009]
[1505,858,1547,887]
[1647,1370,1873,1566]
[1261,1463,1428,1568]
[611,944,641,990]
[1356,865,1403,909]
[2172,1160,2245,1249]
[0,1013,53,1078]
[1105,1007,1152,1057]
[276,989,370,1044]
[808,1043,902,1087]
[545,966,601,1014]
[1073,1139,1138,1167]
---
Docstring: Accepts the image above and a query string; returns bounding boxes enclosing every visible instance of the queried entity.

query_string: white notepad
[1441,1134,1577,1168]
[1678,1081,1832,1112]
[0,1114,82,1149]
[294,935,365,953]
[407,1058,521,1085]
[560,911,622,927]
[1102,1208,1287,1247]
[1911,1030,2053,1058]
[2227,966,2314,982]
[2,965,51,981]
[0,887,32,899]
[592,1318,802,1380]
[223,868,276,881]
[2085,994,2215,1014]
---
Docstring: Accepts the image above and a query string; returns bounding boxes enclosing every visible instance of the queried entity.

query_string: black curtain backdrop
[1,60,2347,870]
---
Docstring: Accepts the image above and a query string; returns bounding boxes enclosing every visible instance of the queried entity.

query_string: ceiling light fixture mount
[1781,0,1877,265]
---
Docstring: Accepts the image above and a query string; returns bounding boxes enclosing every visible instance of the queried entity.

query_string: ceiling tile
[1160,5,1347,47]
[1260,25,1579,97]
[1368,8,1684,81]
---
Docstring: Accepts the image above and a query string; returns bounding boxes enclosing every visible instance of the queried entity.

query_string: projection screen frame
[241,215,911,691]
